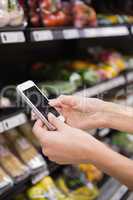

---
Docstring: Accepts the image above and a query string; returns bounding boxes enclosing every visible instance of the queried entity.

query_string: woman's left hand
[32,113,96,165]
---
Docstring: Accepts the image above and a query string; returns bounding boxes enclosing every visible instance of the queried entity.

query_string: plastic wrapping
[0,166,13,195]
[0,0,10,27]
[0,134,29,183]
[0,0,27,28]
[5,129,48,175]
[72,0,97,28]
[27,176,66,200]
[18,122,40,148]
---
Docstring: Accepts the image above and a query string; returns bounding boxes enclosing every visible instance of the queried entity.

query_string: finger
[49,99,61,107]
[50,95,76,108]
[48,113,68,130]
[59,95,77,107]
[32,119,48,143]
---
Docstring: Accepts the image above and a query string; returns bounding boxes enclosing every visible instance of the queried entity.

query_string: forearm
[102,102,133,133]
[88,138,133,189]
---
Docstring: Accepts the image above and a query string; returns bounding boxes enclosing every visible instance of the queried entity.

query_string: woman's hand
[33,113,133,189]
[33,113,96,165]
[49,95,108,130]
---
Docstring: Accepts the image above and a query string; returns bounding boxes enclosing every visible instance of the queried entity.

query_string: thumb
[48,113,67,130]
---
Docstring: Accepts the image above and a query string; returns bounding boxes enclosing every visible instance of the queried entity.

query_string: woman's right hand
[49,95,109,130]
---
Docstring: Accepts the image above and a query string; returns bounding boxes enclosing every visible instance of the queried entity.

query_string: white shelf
[75,76,125,97]
[1,112,27,133]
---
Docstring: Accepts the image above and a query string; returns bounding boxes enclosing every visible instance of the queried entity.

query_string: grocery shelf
[95,177,128,200]
[110,185,129,200]
[0,177,30,200]
[75,75,126,97]
[0,108,27,133]
[126,71,133,83]
[74,70,133,98]
[0,25,131,44]
[30,25,130,42]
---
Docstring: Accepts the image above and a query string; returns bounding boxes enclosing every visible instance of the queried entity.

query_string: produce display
[15,166,100,200]
[30,48,128,96]
[0,166,13,195]
[78,164,103,183]
[0,119,104,199]
[97,14,133,25]
[18,122,40,148]
[27,0,133,28]
[1,0,133,29]
[5,129,48,175]
[56,166,99,200]
[0,0,26,28]
[28,0,97,28]
[112,132,133,157]
[0,134,29,183]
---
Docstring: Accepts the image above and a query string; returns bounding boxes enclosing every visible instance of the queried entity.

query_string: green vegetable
[83,70,99,85]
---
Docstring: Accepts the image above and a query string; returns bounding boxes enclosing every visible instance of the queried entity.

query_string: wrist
[84,134,103,163]
[103,101,133,118]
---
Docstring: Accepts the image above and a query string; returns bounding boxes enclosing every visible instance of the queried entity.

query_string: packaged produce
[83,69,100,85]
[70,185,99,200]
[40,0,70,27]
[56,166,99,200]
[0,0,10,27]
[98,14,133,25]
[99,50,126,72]
[9,0,24,26]
[18,122,40,148]
[0,166,13,195]
[27,176,66,200]
[71,60,91,70]
[28,0,40,27]
[0,0,26,28]
[0,134,29,182]
[72,0,97,28]
[40,176,66,199]
[5,129,48,174]
[78,164,103,182]
[69,72,82,87]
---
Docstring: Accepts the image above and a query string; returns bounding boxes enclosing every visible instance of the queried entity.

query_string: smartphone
[16,80,65,130]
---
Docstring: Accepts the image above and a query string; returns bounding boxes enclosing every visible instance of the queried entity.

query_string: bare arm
[103,102,133,134]
[33,96,133,189]
[88,138,133,190]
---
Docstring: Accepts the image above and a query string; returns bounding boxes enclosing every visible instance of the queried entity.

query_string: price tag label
[32,30,53,41]
[0,122,4,133]
[3,113,27,131]
[63,29,79,39]
[83,26,128,38]
[0,32,25,44]
[127,72,133,83]
[131,26,133,34]
[110,185,128,200]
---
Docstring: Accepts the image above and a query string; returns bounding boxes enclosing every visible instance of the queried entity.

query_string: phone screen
[24,86,60,119]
